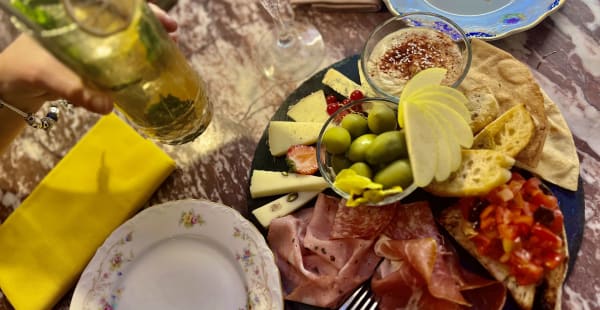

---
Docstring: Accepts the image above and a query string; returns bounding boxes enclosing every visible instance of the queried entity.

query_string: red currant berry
[341,98,351,106]
[326,95,338,105]
[349,90,364,101]
[326,103,340,115]
[351,104,363,113]
[334,110,350,123]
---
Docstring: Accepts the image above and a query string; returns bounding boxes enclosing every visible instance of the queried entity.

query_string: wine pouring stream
[0,0,212,145]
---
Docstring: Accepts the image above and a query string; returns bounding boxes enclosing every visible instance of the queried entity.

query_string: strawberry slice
[286,145,318,175]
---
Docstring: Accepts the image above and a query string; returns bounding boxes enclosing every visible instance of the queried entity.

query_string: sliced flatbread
[515,89,580,191]
[438,206,568,310]
[467,39,548,168]
[458,80,500,134]
[473,104,535,158]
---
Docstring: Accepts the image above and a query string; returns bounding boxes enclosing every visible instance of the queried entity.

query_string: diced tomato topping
[531,224,563,249]
[470,234,503,259]
[548,209,564,234]
[457,172,566,285]
[510,248,544,285]
[543,251,565,269]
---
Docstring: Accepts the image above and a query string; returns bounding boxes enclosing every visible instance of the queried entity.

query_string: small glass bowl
[361,12,472,102]
[316,97,418,206]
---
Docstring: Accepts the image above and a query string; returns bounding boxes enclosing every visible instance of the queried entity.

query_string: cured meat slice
[372,257,463,310]
[267,194,381,308]
[372,201,506,310]
[383,201,440,241]
[331,201,398,239]
[374,236,469,306]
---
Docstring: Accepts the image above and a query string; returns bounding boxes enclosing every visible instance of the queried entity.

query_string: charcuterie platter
[247,54,584,310]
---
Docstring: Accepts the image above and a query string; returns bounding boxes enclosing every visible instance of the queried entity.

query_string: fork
[338,282,378,310]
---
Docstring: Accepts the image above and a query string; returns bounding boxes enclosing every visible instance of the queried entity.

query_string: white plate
[71,199,283,310]
[382,0,566,40]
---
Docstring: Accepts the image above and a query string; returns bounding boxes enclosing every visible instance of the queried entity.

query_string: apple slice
[403,100,438,187]
[418,103,452,182]
[410,85,471,122]
[422,103,463,172]
[398,68,447,127]
[421,100,473,148]
[400,68,447,101]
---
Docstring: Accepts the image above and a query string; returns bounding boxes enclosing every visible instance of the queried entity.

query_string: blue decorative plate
[382,0,565,40]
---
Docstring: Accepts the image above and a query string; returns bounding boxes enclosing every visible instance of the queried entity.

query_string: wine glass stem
[261,0,295,48]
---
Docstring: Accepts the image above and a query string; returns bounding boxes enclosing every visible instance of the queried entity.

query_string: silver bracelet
[0,99,72,131]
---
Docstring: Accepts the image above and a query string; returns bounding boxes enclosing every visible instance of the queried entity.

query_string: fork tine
[339,284,366,309]
[367,301,378,310]
[349,286,371,310]
[339,283,371,310]
[354,294,378,310]
[340,283,378,310]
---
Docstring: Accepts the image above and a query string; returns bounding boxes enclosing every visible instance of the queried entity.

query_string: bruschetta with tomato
[438,172,568,310]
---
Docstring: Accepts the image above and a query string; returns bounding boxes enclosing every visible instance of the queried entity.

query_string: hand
[0,3,178,115]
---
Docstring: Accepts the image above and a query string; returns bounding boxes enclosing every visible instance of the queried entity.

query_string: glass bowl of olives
[316,97,418,206]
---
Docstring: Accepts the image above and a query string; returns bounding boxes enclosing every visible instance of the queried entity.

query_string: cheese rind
[287,90,330,124]
[252,191,320,227]
[268,121,323,156]
[250,170,329,198]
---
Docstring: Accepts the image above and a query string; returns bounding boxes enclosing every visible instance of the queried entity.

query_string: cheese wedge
[287,90,330,124]
[268,121,323,156]
[250,170,329,198]
[322,68,368,98]
[252,191,321,227]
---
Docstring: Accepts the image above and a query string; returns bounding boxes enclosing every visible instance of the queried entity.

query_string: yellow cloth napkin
[291,0,382,12]
[0,113,175,310]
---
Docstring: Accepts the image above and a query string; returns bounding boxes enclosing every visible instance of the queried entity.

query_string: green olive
[374,159,413,189]
[341,113,369,138]
[367,104,397,134]
[365,130,408,165]
[331,154,352,173]
[349,162,373,179]
[347,133,377,162]
[322,126,351,155]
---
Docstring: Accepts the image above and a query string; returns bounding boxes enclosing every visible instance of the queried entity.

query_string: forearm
[0,45,45,154]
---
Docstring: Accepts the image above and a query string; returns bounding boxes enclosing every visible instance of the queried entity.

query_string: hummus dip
[366,27,464,98]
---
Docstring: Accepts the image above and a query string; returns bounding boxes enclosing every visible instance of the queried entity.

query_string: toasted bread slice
[425,149,515,197]
[438,205,568,310]
[472,104,535,158]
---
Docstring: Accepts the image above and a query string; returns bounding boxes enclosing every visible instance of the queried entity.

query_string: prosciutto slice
[371,201,506,310]
[267,194,385,308]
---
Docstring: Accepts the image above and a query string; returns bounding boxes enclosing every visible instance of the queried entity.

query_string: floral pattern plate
[382,0,565,40]
[70,199,283,310]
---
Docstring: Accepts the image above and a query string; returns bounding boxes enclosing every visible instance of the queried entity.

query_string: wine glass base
[257,21,325,82]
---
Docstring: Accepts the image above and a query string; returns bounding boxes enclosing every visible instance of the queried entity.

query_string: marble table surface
[0,0,598,309]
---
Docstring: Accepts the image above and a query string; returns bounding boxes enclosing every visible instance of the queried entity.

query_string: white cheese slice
[249,170,329,198]
[287,90,329,124]
[252,191,321,227]
[322,68,368,98]
[268,121,323,156]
